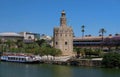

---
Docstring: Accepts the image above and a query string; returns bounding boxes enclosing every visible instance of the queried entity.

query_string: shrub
[102,52,120,68]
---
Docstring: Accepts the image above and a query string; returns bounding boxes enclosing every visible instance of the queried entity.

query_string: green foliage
[73,47,103,58]
[40,47,62,56]
[102,52,120,68]
[84,48,102,57]
[73,47,81,54]
[0,39,62,56]
[36,39,46,47]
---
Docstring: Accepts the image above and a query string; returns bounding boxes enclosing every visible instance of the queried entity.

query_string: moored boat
[0,53,41,64]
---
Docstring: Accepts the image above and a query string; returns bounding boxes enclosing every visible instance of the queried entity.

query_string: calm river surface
[0,62,120,77]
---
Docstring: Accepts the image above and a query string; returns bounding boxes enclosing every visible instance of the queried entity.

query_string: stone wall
[70,59,102,67]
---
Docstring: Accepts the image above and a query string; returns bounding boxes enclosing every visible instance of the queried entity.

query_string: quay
[40,55,102,67]
[69,58,102,67]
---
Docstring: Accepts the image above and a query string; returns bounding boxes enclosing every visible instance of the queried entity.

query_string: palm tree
[81,25,85,38]
[99,28,106,41]
[99,28,106,50]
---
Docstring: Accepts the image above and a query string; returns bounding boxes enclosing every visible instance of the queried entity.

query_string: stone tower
[53,10,73,56]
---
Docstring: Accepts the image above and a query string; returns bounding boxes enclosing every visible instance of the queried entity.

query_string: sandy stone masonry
[53,10,73,56]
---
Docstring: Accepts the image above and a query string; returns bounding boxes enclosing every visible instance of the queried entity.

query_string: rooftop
[0,32,23,37]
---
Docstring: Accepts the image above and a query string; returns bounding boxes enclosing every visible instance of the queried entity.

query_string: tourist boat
[0,53,41,63]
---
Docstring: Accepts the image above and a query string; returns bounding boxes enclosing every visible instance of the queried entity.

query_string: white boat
[0,54,41,63]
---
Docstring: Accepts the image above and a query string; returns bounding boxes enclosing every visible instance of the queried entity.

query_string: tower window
[28,36,32,39]
[56,42,58,45]
[65,41,67,45]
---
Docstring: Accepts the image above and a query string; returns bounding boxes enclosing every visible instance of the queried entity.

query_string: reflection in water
[0,62,120,77]
[52,65,72,77]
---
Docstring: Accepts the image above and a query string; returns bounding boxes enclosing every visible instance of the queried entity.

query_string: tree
[99,28,106,41]
[81,25,85,38]
[0,39,3,51]
[0,39,6,52]
[36,39,46,47]
[102,52,120,68]
[73,47,81,58]
[50,48,62,56]
[84,48,93,58]
[83,48,103,58]
[16,40,24,48]
[5,40,16,52]
[0,39,2,44]
[0,38,61,56]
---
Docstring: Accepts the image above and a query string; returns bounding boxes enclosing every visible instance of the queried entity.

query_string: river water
[0,62,120,77]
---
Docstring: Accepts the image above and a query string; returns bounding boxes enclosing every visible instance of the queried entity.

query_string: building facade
[19,32,40,43]
[53,11,73,55]
[0,32,24,42]
[40,34,53,46]
[73,35,120,51]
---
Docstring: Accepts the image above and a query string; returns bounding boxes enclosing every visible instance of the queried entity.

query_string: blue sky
[0,0,120,37]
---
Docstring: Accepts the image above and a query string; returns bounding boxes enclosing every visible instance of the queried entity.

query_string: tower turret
[60,10,67,27]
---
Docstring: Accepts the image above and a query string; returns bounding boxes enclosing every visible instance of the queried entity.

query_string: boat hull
[1,59,40,64]
[0,55,41,64]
